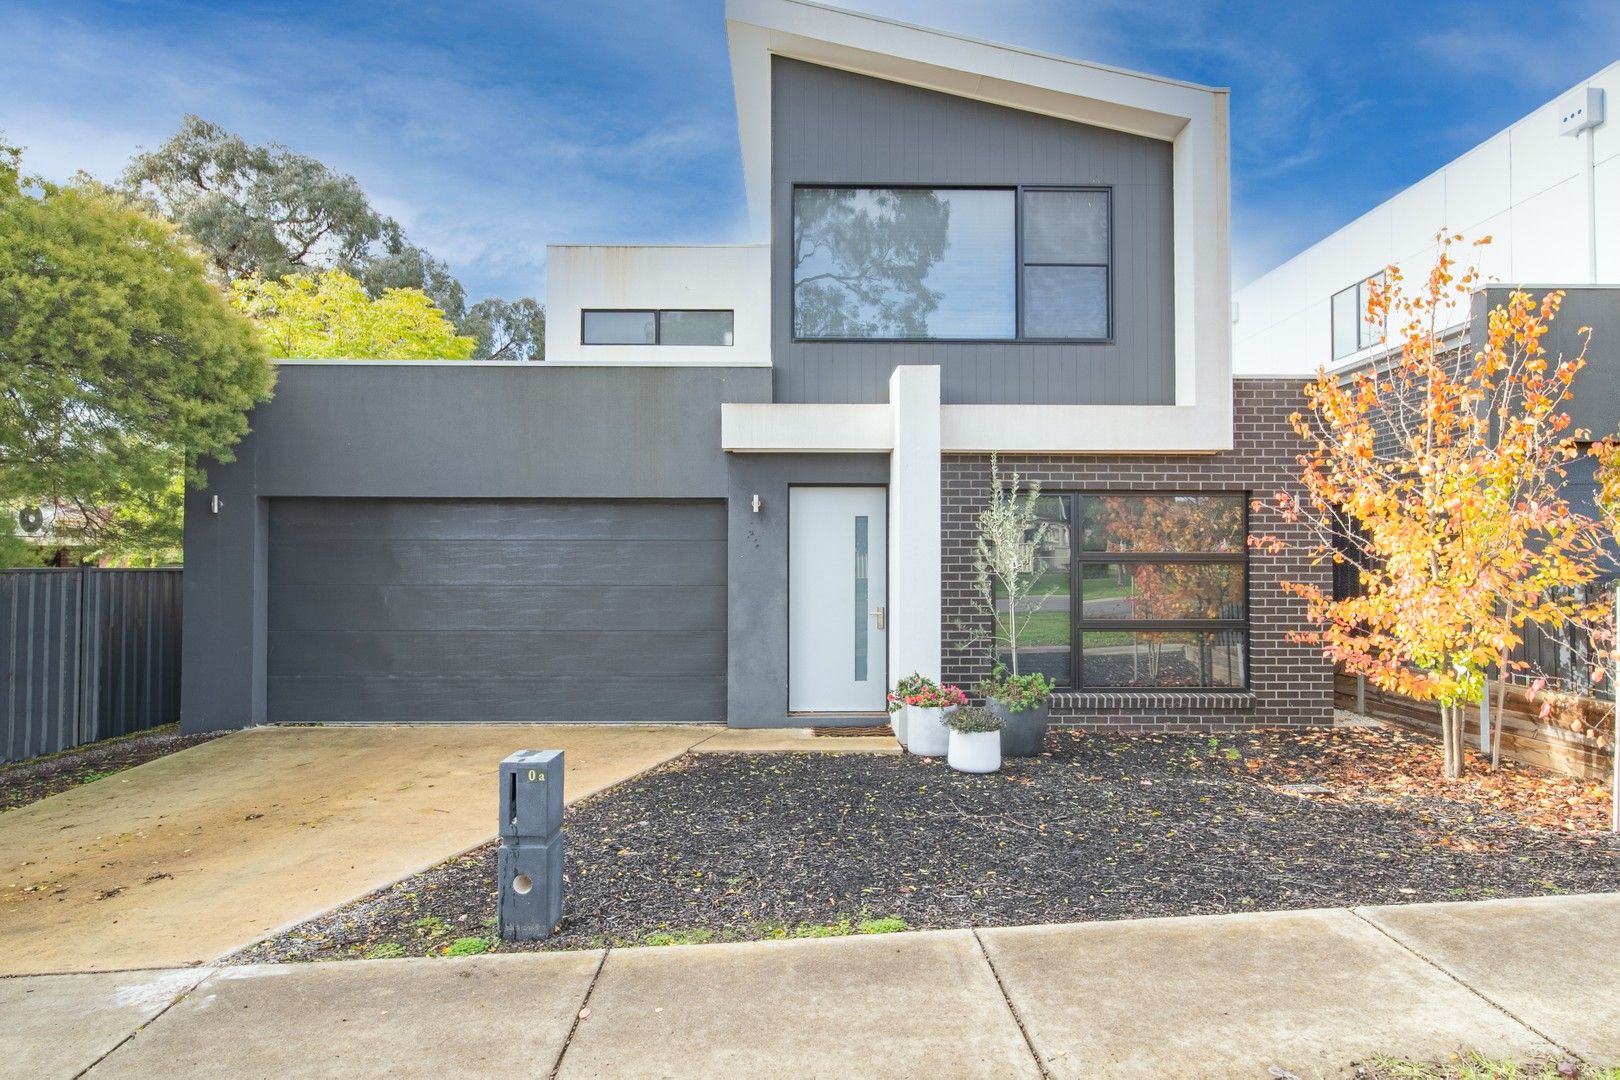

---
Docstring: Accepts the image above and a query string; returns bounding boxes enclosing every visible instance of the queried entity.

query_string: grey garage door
[266,499,726,723]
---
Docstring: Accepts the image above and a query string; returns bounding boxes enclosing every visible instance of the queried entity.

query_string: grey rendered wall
[726,453,890,727]
[771,56,1176,406]
[183,363,771,733]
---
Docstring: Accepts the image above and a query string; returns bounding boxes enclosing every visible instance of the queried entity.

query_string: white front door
[788,486,888,713]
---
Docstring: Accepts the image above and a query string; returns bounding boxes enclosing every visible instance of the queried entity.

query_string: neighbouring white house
[1234,61,1617,377]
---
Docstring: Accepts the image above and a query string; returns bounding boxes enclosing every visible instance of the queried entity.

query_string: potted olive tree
[972,456,1056,757]
[943,706,1004,774]
[895,681,966,757]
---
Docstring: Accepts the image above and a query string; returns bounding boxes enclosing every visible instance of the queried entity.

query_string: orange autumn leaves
[1255,237,1606,713]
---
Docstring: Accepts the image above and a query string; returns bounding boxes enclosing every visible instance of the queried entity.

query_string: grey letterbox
[500,749,564,842]
[497,749,565,941]
[498,837,564,941]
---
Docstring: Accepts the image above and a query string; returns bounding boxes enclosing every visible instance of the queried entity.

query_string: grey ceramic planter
[987,696,1050,757]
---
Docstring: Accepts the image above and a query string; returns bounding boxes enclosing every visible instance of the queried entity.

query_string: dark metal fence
[1,568,182,763]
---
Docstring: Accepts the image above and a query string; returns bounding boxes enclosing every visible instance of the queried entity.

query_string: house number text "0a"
[527,770,546,782]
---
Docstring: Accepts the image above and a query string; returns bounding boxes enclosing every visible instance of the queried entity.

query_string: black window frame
[581,308,735,346]
[1329,271,1386,360]
[789,183,1113,345]
[998,491,1251,690]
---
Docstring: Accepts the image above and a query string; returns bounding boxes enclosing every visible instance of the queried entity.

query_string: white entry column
[887,365,942,686]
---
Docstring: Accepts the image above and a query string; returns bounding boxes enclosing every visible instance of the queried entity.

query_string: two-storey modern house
[181,0,1332,734]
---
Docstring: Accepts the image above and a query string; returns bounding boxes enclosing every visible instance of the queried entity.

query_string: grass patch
[444,936,493,956]
[641,928,714,947]
[411,915,447,939]
[361,941,405,960]
[1362,1052,1615,1079]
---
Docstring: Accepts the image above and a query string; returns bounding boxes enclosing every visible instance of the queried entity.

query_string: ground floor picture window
[995,492,1249,689]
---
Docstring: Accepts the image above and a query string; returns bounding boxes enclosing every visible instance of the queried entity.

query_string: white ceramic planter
[891,706,908,746]
[948,729,1002,774]
[905,704,954,757]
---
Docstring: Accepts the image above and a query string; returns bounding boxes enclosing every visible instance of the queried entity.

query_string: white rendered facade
[1234,62,1618,377]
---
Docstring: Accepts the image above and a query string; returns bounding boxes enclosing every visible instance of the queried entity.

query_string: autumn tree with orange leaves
[1254,237,1604,779]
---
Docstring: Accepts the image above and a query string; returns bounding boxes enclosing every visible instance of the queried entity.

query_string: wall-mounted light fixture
[211,495,222,514]
[751,494,761,514]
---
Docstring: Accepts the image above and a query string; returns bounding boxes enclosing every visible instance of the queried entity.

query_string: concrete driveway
[0,724,719,976]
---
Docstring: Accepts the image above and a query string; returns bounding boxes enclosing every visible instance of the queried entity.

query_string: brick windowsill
[1050,690,1259,713]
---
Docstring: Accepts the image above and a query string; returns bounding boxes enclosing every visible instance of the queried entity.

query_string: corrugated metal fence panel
[1,570,84,762]
[82,569,184,742]
[0,568,181,763]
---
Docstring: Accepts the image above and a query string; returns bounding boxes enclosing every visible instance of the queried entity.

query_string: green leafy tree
[120,116,534,344]
[230,269,475,359]
[465,296,546,361]
[0,142,275,548]
[99,476,184,566]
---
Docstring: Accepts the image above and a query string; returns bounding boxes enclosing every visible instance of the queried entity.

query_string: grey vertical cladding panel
[772,57,1175,406]
[265,499,726,724]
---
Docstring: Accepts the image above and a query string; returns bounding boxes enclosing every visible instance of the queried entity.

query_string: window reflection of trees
[1081,495,1246,689]
[792,188,949,339]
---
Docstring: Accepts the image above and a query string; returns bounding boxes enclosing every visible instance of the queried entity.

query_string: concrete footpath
[4,892,1615,1080]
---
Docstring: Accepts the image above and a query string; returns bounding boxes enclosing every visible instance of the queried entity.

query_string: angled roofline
[725,0,1228,235]
[723,0,1232,423]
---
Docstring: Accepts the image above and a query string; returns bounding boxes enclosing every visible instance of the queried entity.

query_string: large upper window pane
[583,310,655,345]
[792,187,1015,340]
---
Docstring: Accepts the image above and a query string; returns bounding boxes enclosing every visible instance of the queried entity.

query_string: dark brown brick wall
[941,378,1334,731]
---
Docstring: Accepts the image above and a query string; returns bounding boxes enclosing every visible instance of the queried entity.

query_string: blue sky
[3,0,1616,304]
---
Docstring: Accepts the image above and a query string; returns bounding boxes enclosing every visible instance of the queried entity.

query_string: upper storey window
[791,186,1111,342]
[582,309,735,346]
[1330,272,1385,360]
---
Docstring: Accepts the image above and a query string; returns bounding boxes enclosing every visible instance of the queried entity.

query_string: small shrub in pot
[980,667,1053,757]
[943,706,1004,774]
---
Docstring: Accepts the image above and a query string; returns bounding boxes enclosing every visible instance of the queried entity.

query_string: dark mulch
[0,724,224,812]
[232,727,1620,963]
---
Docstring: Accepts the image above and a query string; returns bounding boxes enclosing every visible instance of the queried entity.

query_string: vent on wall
[1557,87,1605,136]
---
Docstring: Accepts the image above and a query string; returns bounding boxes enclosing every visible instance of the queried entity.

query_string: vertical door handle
[870,606,886,630]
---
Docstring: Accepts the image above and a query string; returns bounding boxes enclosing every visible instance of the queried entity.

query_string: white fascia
[725,0,1233,448]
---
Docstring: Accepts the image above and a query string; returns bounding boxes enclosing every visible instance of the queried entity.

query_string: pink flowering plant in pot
[886,672,935,744]
[900,682,967,758]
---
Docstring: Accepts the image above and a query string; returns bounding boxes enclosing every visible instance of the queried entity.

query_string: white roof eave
[725,0,1227,235]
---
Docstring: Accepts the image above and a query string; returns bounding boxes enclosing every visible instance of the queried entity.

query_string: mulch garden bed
[231,724,1620,963]
[0,724,224,812]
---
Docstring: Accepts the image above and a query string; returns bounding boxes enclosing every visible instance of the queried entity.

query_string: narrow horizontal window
[581,310,734,346]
